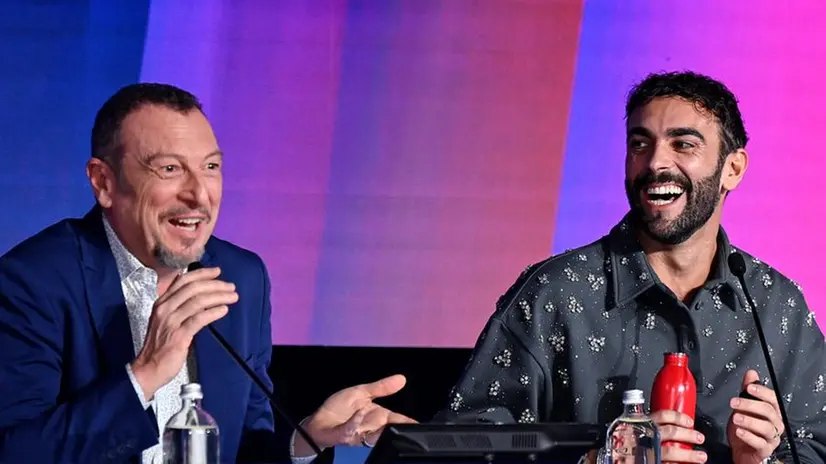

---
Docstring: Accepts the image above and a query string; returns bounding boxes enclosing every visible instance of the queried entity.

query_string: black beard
[625,166,722,245]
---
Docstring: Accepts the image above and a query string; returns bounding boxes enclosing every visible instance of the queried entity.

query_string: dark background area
[268,346,472,428]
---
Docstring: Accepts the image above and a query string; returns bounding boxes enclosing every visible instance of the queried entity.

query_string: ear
[721,148,748,192]
[86,158,116,208]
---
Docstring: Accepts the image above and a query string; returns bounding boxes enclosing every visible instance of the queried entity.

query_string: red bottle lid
[663,352,688,366]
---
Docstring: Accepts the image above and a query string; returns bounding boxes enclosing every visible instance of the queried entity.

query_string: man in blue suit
[0,83,414,463]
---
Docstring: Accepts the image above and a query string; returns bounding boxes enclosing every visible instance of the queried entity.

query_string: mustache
[631,171,692,194]
[162,207,211,222]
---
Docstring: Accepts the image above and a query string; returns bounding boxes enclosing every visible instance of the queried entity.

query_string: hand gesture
[728,370,784,464]
[649,410,707,463]
[294,375,418,456]
[131,267,238,398]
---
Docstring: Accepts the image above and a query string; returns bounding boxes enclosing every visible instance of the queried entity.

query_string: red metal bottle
[651,352,697,449]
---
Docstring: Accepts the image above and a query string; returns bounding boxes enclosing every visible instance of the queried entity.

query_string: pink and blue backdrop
[2,0,824,347]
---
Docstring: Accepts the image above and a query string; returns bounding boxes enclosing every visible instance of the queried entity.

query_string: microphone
[727,252,800,464]
[187,261,324,456]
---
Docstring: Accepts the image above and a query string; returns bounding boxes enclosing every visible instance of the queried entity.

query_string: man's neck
[156,271,178,297]
[101,212,184,296]
[637,222,720,302]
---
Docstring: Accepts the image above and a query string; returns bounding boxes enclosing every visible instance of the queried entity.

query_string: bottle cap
[180,383,204,400]
[664,352,689,365]
[622,389,645,405]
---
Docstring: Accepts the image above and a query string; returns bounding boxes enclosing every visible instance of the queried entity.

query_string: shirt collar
[101,213,157,283]
[606,213,741,311]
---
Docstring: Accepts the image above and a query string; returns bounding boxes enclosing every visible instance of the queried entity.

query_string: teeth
[646,185,684,195]
[169,218,201,231]
[173,218,201,225]
[649,198,676,206]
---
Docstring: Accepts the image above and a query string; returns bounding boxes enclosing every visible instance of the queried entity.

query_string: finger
[730,397,779,428]
[358,406,390,435]
[161,267,222,302]
[360,409,418,447]
[363,428,383,447]
[359,374,407,399]
[179,305,229,339]
[157,281,236,323]
[650,410,694,428]
[733,426,773,455]
[161,279,236,315]
[387,412,418,424]
[742,369,761,389]
[661,446,708,463]
[168,290,239,327]
[742,382,780,409]
[731,413,779,442]
[337,408,369,446]
[657,424,705,445]
[358,406,416,431]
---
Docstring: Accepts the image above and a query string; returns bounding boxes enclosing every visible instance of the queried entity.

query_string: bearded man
[435,71,826,464]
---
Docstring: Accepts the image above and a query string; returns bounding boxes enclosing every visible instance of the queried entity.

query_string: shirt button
[687,341,696,350]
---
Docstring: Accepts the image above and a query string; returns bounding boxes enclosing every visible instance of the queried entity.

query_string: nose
[181,171,210,207]
[647,141,675,172]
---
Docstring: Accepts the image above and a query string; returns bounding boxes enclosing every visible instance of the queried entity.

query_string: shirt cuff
[291,453,317,464]
[125,363,152,409]
[290,416,318,464]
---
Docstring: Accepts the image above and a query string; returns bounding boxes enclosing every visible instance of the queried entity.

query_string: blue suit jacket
[0,207,284,463]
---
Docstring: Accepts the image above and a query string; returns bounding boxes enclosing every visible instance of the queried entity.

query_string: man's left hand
[727,369,784,464]
[293,374,418,456]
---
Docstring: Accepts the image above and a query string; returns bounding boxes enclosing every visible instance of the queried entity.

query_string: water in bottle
[600,389,661,464]
[162,383,220,464]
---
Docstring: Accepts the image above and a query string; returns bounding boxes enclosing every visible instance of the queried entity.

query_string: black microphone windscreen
[727,251,747,277]
[187,261,205,272]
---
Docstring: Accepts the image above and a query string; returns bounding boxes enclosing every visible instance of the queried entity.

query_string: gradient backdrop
[2,0,824,347]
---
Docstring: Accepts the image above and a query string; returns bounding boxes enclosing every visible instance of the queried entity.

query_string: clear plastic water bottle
[599,389,661,464]
[162,383,220,463]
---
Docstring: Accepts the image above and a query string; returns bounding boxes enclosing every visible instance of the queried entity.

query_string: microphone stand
[728,253,800,464]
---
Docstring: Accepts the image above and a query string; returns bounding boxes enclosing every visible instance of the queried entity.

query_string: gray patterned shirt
[437,214,826,463]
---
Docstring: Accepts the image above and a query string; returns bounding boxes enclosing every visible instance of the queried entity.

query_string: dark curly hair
[91,83,204,173]
[625,71,748,160]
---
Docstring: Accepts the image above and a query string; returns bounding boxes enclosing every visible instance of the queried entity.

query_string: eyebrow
[626,126,706,142]
[144,150,224,163]
[666,127,705,142]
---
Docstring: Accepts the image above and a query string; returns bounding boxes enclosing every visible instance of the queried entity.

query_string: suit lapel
[77,208,136,377]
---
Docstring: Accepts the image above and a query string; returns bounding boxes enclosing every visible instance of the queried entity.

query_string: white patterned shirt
[102,216,196,464]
